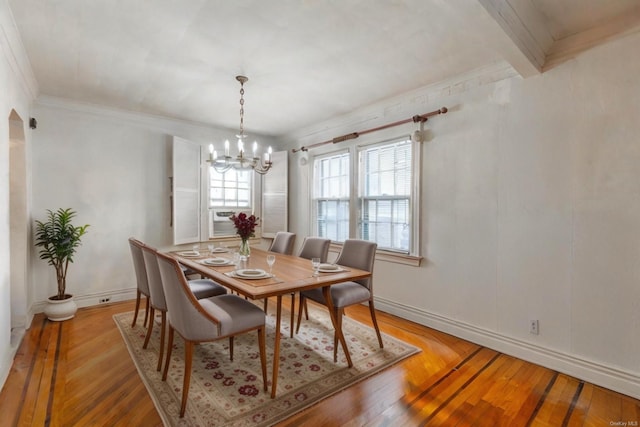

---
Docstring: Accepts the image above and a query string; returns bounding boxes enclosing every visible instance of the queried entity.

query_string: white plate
[318,264,343,273]
[210,248,228,253]
[178,251,200,257]
[235,269,268,279]
[201,258,231,266]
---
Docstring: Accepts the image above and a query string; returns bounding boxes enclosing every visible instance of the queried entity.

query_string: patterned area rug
[114,303,419,426]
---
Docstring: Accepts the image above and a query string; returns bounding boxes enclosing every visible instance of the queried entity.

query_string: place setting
[198,257,234,267]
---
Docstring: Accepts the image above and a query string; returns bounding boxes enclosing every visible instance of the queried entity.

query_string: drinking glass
[207,243,215,254]
[192,244,200,255]
[311,257,321,276]
[266,254,276,276]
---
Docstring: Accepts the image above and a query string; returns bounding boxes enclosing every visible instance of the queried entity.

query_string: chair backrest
[155,252,223,341]
[335,239,377,289]
[268,231,296,255]
[128,238,150,296]
[298,237,331,263]
[140,244,168,311]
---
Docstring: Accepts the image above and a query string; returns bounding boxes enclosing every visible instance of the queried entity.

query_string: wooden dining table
[170,247,372,398]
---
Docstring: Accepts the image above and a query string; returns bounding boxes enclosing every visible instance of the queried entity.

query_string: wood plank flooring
[1,299,638,426]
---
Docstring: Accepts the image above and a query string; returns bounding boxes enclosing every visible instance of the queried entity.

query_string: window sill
[328,243,422,267]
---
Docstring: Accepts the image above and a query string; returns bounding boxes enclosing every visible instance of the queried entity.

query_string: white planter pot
[44,295,78,321]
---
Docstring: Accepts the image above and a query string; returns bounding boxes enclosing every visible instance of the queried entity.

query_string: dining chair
[295,237,332,325]
[267,231,296,255]
[263,231,297,313]
[296,239,383,362]
[129,237,151,328]
[140,244,228,372]
[155,251,268,418]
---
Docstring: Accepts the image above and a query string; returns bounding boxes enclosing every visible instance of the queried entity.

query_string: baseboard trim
[375,297,640,399]
[30,288,137,316]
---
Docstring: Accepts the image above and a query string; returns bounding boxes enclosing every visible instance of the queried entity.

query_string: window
[359,139,412,252]
[209,168,252,208]
[313,152,350,242]
[311,136,419,256]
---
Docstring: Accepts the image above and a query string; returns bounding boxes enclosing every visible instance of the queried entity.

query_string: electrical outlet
[99,297,111,304]
[530,319,539,335]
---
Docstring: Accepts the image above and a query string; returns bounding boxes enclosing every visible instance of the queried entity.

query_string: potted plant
[35,208,89,321]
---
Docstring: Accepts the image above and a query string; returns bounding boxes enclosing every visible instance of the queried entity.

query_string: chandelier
[207,75,273,175]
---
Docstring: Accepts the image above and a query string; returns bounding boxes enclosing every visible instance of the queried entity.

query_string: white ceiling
[8,0,640,137]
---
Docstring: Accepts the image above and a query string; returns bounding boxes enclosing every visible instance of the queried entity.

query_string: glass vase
[239,238,251,257]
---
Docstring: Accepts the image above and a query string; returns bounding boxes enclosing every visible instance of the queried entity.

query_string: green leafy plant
[35,208,89,300]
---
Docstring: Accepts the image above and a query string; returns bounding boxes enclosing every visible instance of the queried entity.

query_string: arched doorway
[9,109,28,342]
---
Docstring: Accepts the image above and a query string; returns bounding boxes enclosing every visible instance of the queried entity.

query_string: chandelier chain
[239,84,245,137]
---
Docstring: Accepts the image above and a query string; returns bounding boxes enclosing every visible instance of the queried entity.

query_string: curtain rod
[291,107,448,153]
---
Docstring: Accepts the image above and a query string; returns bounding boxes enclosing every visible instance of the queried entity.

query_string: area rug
[114,303,420,426]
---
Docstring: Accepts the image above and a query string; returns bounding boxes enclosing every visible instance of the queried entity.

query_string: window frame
[357,137,416,254]
[311,149,352,242]
[310,135,422,260]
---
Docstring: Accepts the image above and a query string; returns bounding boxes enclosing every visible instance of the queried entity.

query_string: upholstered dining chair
[295,237,332,324]
[296,239,383,362]
[263,231,297,313]
[129,237,151,329]
[155,251,268,418]
[267,231,296,255]
[139,243,228,373]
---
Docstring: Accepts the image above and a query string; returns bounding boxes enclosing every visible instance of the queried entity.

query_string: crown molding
[544,11,640,71]
[284,61,518,146]
[35,95,244,138]
[0,0,38,100]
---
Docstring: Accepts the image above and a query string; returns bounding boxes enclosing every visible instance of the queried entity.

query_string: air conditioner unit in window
[209,208,253,238]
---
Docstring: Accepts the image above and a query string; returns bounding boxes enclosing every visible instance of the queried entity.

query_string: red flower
[229,212,259,240]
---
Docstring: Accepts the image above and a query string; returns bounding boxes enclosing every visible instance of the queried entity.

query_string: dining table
[170,246,372,398]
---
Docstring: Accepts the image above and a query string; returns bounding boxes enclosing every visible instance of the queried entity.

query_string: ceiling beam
[477,0,553,77]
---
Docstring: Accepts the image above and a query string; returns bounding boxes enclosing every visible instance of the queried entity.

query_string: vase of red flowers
[230,212,258,257]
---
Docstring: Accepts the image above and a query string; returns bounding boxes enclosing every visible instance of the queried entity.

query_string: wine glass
[311,257,321,276]
[207,243,215,254]
[266,254,276,277]
[192,244,200,255]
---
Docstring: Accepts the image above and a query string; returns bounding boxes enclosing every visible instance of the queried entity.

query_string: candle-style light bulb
[268,146,273,162]
[208,144,214,161]
[213,150,218,160]
[238,140,244,156]
[252,141,258,157]
[224,140,230,157]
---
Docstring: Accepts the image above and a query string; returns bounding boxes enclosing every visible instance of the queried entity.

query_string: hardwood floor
[1,299,638,426]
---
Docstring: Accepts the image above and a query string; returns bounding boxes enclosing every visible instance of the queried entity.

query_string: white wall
[284,33,640,398]
[0,0,36,390]
[29,99,277,309]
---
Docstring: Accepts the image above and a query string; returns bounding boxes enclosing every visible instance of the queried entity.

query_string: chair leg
[263,298,268,313]
[162,326,174,381]
[369,299,384,349]
[157,311,166,371]
[333,308,343,363]
[304,299,309,320]
[143,297,150,328]
[143,307,155,349]
[257,327,268,392]
[131,290,141,327]
[180,341,194,418]
[229,337,234,361]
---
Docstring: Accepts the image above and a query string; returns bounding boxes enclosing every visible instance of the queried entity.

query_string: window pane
[209,168,252,208]
[359,138,412,252]
[313,152,350,242]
